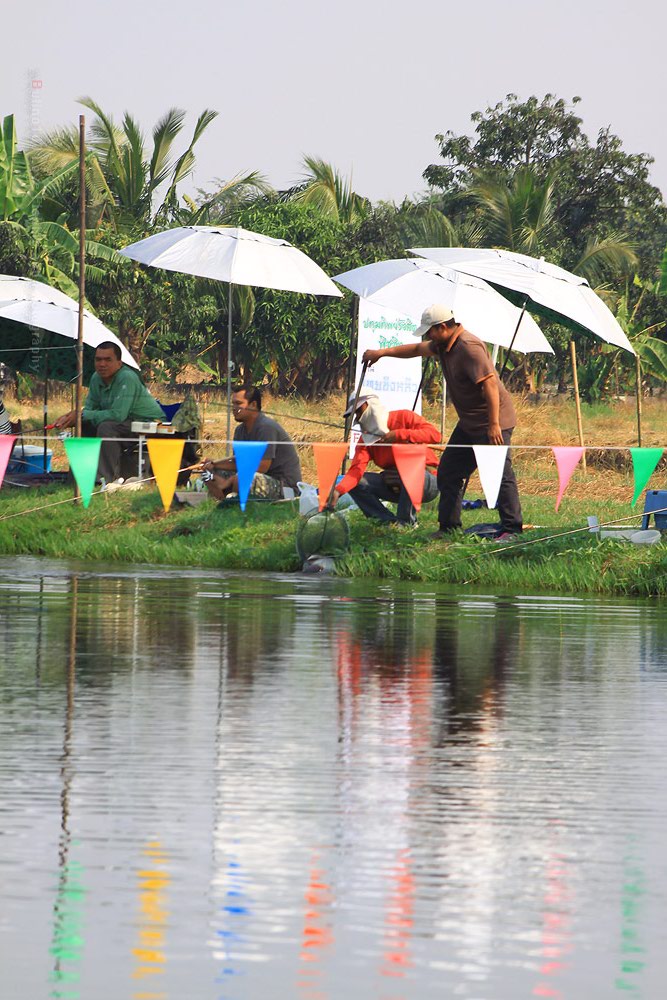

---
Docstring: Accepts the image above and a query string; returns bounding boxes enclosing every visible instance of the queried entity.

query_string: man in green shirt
[54,342,164,482]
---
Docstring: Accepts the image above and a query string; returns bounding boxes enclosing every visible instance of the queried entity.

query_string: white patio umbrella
[409,247,634,354]
[0,274,139,472]
[119,226,342,438]
[333,258,554,355]
[0,275,138,375]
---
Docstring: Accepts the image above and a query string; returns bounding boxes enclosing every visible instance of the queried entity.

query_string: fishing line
[0,463,201,523]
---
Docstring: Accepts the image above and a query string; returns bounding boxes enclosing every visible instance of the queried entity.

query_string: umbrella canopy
[334,258,553,355]
[409,247,634,353]
[119,226,343,296]
[120,226,342,439]
[0,275,138,384]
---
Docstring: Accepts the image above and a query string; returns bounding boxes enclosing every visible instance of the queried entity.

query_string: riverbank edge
[0,486,666,597]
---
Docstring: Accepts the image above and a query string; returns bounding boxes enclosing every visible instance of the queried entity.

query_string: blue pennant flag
[233,441,267,510]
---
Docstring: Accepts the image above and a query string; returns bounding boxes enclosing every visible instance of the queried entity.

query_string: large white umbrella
[0,275,138,376]
[119,226,342,437]
[0,275,139,473]
[333,258,553,355]
[409,247,634,354]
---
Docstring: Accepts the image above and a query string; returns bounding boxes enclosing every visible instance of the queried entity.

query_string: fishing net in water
[296,508,350,562]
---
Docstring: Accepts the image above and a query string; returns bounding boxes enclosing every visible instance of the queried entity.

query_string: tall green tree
[423,93,667,276]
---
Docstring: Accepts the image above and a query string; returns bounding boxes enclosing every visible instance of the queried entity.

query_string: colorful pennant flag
[233,441,267,510]
[147,438,185,511]
[64,438,101,508]
[472,445,508,510]
[0,435,17,489]
[630,448,664,507]
[552,447,585,511]
[312,443,348,510]
[392,444,427,512]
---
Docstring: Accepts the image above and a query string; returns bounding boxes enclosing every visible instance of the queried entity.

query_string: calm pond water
[1,556,666,1000]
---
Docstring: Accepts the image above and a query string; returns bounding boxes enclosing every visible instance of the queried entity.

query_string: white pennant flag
[472,445,508,510]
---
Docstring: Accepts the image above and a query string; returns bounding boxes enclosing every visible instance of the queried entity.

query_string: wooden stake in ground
[635,353,643,447]
[570,340,587,472]
[75,115,85,439]
[74,114,86,502]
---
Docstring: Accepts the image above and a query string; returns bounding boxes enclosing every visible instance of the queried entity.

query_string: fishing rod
[456,506,666,588]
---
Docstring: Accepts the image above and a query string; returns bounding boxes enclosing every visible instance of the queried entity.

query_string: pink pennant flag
[472,445,508,510]
[0,435,17,488]
[392,444,427,512]
[552,447,584,511]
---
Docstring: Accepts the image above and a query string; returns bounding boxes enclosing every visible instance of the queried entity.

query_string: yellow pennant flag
[147,438,185,511]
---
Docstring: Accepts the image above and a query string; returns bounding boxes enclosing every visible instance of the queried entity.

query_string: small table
[130,422,178,478]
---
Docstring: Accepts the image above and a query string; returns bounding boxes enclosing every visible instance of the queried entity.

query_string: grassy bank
[3,388,667,595]
[1,481,666,597]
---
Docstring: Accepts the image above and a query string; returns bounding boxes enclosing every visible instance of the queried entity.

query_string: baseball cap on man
[414,303,455,338]
[343,390,379,417]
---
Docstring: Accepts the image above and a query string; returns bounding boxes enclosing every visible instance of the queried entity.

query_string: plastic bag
[298,482,319,516]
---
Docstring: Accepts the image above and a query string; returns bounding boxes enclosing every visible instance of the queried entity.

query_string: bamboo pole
[440,372,446,441]
[570,340,586,472]
[75,115,85,439]
[635,354,643,447]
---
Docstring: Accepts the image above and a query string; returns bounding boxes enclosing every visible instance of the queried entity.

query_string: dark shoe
[493,531,521,543]
[429,529,454,540]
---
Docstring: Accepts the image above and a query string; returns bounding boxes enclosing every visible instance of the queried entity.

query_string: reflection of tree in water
[216,593,298,690]
[432,599,519,744]
[69,576,200,688]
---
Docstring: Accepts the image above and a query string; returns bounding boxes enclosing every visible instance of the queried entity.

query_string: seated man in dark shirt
[202,385,301,501]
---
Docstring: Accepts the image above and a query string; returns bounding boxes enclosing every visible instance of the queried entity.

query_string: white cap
[343,390,380,417]
[414,303,455,337]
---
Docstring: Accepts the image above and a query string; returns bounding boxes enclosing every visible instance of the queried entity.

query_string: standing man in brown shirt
[362,303,522,540]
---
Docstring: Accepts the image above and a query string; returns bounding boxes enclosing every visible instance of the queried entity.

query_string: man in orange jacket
[332,391,440,526]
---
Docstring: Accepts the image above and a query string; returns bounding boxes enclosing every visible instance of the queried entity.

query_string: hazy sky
[4,0,666,205]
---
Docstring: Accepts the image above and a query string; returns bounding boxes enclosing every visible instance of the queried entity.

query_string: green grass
[1,483,667,597]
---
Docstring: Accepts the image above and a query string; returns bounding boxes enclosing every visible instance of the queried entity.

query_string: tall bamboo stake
[635,354,643,446]
[440,372,446,441]
[75,115,85,439]
[570,340,586,472]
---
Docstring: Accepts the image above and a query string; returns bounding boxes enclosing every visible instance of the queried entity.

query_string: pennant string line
[9,435,667,451]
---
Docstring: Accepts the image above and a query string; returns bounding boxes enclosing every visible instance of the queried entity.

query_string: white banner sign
[356,298,422,410]
[349,300,422,454]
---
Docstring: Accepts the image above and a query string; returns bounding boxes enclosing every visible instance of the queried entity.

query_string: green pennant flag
[630,447,664,507]
[64,438,101,509]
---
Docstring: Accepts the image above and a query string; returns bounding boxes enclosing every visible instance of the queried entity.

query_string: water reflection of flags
[297,852,333,999]
[214,851,251,996]
[132,840,170,998]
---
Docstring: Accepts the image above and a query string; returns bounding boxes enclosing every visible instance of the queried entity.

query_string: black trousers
[82,419,135,482]
[437,423,522,533]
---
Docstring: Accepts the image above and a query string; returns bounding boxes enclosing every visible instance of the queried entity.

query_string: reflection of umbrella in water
[119,226,342,440]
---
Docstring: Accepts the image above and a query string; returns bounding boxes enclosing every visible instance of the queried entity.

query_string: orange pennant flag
[392,444,427,512]
[147,438,185,511]
[312,443,348,510]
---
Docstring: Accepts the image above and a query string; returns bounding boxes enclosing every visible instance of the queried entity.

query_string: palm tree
[0,114,120,298]
[292,156,369,224]
[29,98,218,231]
[468,166,558,255]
